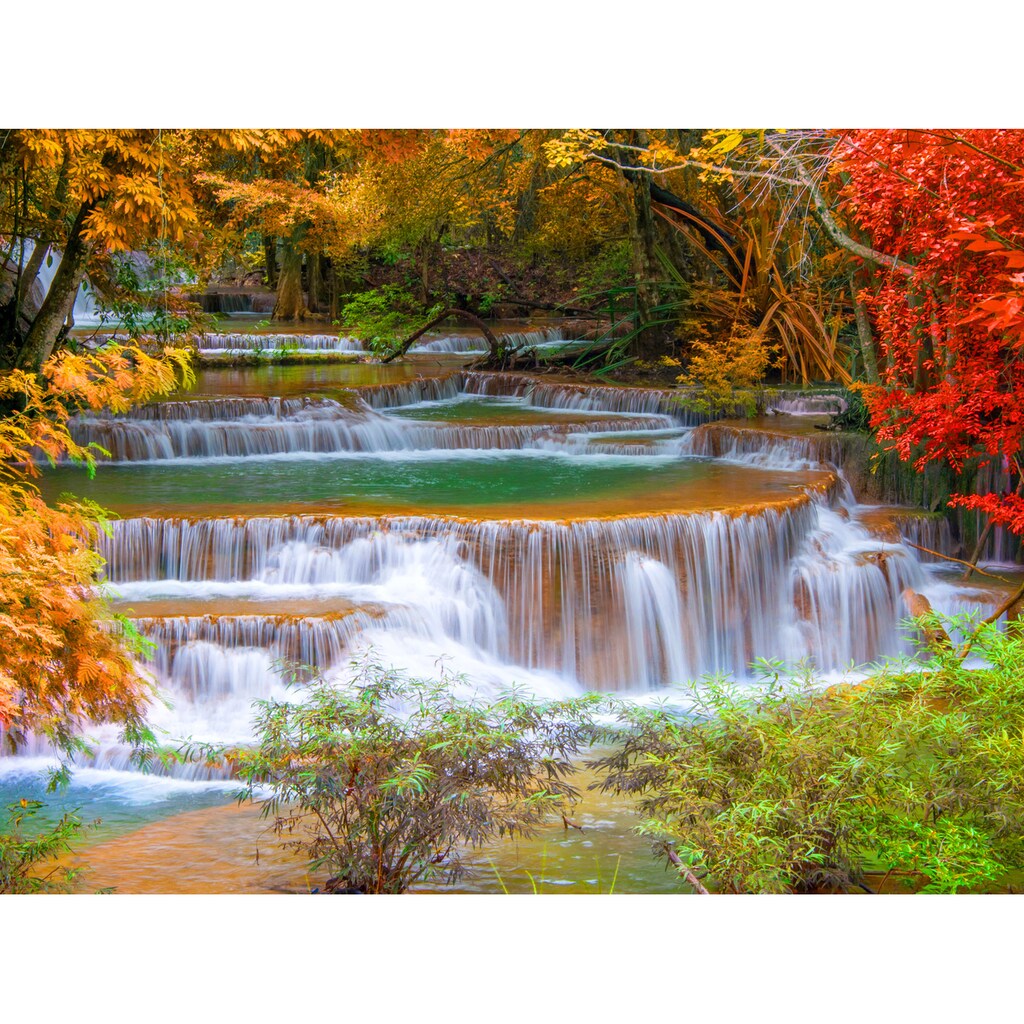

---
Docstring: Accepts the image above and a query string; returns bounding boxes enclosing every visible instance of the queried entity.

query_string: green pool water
[40,451,822,519]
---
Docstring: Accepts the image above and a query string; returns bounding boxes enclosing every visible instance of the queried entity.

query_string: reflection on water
[183,360,465,399]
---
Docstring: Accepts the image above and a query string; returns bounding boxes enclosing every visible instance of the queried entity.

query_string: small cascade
[409,335,488,354]
[100,397,313,420]
[684,423,846,471]
[857,509,957,562]
[199,293,277,315]
[142,613,375,685]
[70,395,676,462]
[358,371,724,422]
[766,394,848,416]
[789,506,927,667]
[463,372,711,419]
[197,333,364,353]
[356,375,466,409]
[406,327,567,354]
[500,328,568,350]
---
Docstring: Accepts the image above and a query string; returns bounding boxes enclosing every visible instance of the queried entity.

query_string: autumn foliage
[840,130,1024,534]
[0,345,192,754]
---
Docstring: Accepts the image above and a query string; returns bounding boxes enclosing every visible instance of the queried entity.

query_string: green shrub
[0,799,94,894]
[590,619,1024,894]
[230,661,602,894]
[339,285,425,356]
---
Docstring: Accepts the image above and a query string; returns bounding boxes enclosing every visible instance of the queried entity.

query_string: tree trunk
[617,131,665,358]
[511,159,544,245]
[272,244,309,321]
[17,153,70,310]
[16,201,95,372]
[263,235,278,289]
[625,170,663,357]
[416,240,433,304]
[849,272,879,383]
[330,267,342,320]
[307,252,323,314]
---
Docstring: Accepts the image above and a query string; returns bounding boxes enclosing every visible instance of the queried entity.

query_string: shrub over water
[175,616,1024,895]
[230,660,602,894]
[0,799,95,894]
[590,617,1024,894]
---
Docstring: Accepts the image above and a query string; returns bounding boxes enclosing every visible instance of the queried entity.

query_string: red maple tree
[839,129,1024,535]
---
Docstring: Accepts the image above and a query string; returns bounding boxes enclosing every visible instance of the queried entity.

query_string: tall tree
[0,129,266,369]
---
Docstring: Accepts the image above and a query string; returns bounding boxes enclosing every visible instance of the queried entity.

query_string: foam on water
[198,333,364,353]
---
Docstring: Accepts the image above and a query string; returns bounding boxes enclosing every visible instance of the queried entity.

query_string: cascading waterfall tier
[105,326,573,358]
[66,369,721,464]
[685,423,968,561]
[69,393,677,462]
[685,422,848,471]
[354,370,731,421]
[197,333,364,353]
[765,394,848,417]
[101,499,935,691]
[406,327,568,354]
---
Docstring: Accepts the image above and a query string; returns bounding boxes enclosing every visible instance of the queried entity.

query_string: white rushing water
[69,394,677,462]
[191,326,568,357]
[197,333,365,354]
[13,370,1006,787]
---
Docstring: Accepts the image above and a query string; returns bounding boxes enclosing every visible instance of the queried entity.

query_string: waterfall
[357,371,726,422]
[197,333,364,354]
[13,369,1009,786]
[408,335,488,354]
[403,327,567,354]
[766,394,848,416]
[202,293,277,315]
[684,423,847,471]
[96,497,956,692]
[69,396,676,462]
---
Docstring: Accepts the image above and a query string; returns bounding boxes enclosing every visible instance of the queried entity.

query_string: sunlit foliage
[0,344,192,754]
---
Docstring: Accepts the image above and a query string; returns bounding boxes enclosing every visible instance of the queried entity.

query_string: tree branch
[664,845,710,894]
[958,581,1024,661]
[381,307,501,363]
[772,143,915,277]
[901,542,1015,584]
